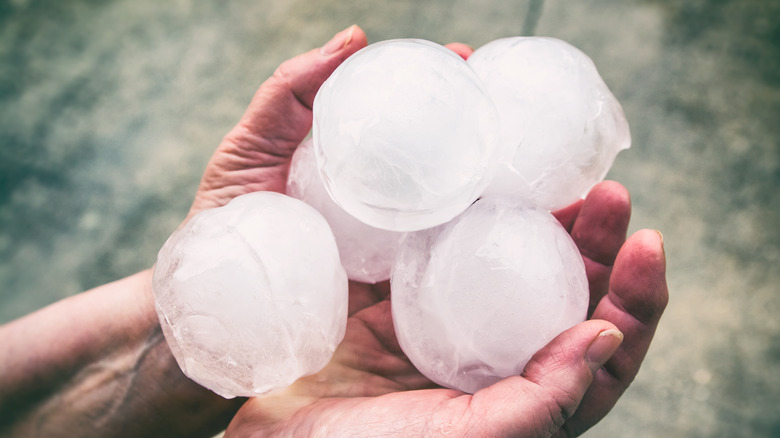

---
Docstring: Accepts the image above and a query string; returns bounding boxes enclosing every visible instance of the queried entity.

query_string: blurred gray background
[1,0,778,436]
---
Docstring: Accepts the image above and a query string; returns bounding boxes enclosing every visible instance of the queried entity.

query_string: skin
[0,25,668,438]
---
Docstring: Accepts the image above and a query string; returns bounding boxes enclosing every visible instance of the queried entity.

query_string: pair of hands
[188,26,668,437]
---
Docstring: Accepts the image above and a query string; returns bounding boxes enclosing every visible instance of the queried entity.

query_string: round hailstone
[313,39,500,232]
[287,138,405,283]
[152,192,348,399]
[468,37,631,211]
[391,195,589,394]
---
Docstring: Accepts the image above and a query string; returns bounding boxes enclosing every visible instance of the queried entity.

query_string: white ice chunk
[313,39,500,231]
[152,192,348,398]
[469,37,631,211]
[287,138,405,283]
[391,195,588,393]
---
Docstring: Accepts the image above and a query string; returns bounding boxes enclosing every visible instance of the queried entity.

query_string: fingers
[569,181,631,314]
[347,280,391,316]
[464,320,622,437]
[571,181,631,266]
[188,26,367,218]
[444,43,474,60]
[564,229,668,434]
[552,198,584,232]
[464,227,661,438]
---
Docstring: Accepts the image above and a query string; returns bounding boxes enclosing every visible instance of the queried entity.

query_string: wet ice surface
[313,39,499,232]
[469,37,631,211]
[152,192,348,398]
[287,138,405,283]
[391,196,589,394]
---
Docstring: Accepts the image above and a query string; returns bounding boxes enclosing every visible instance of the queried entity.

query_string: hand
[188,25,668,437]
[224,185,666,437]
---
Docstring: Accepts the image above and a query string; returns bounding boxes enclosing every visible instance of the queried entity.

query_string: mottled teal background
[1,0,778,436]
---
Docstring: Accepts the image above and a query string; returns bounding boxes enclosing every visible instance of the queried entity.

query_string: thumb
[189,26,367,218]
[469,320,623,437]
[232,25,368,157]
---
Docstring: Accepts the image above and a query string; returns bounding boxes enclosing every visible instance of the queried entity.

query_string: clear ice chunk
[152,192,348,398]
[391,195,589,394]
[468,37,631,211]
[313,39,500,232]
[287,138,405,283]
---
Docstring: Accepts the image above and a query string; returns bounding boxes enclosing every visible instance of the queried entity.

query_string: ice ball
[391,195,589,393]
[468,37,631,211]
[313,39,500,232]
[287,138,405,283]
[152,192,348,398]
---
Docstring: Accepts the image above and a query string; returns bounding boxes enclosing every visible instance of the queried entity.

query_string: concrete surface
[1,0,778,436]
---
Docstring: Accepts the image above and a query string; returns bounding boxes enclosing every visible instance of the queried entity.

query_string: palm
[225,281,438,435]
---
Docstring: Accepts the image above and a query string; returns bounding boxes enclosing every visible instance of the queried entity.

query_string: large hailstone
[313,39,500,232]
[391,196,589,394]
[287,138,405,283]
[152,192,348,398]
[468,37,631,211]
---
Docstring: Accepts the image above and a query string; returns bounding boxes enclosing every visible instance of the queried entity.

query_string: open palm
[188,26,668,437]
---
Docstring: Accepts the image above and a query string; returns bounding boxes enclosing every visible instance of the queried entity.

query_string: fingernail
[655,229,666,259]
[321,25,356,56]
[585,329,623,374]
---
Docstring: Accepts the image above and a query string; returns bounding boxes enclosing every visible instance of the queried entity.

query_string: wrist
[0,269,244,437]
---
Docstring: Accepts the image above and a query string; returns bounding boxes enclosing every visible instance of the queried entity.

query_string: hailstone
[391,195,589,394]
[468,37,631,211]
[313,39,500,232]
[287,138,405,283]
[152,192,348,398]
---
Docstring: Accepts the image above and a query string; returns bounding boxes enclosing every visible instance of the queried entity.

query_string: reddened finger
[563,229,668,434]
[552,198,584,232]
[570,180,631,266]
[570,181,631,312]
[589,229,667,382]
[444,42,474,60]
[601,229,668,329]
